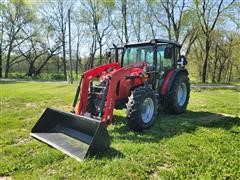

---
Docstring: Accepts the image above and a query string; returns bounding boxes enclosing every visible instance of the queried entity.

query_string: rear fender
[161,68,188,95]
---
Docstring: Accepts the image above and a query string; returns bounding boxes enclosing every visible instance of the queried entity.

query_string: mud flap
[30,108,110,161]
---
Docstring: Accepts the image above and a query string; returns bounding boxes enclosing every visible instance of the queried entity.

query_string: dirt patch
[0,177,12,180]
[24,117,34,121]
[191,98,208,104]
[191,84,240,90]
[15,137,32,145]
[195,113,238,124]
[149,164,174,179]
[26,102,37,108]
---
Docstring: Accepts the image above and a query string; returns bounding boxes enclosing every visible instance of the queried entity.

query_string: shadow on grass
[0,79,23,84]
[90,147,125,160]
[109,110,240,143]
[29,110,239,161]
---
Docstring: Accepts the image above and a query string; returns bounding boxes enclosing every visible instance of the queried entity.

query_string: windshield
[122,46,154,66]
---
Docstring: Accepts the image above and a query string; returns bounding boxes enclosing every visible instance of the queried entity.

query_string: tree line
[0,0,239,82]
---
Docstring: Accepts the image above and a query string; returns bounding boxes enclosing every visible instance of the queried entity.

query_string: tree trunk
[228,62,233,82]
[76,58,79,77]
[5,42,13,78]
[99,45,102,65]
[90,55,94,69]
[89,53,95,70]
[122,0,128,43]
[149,22,155,39]
[27,62,36,77]
[202,39,210,83]
[137,3,141,42]
[211,59,218,83]
[35,56,52,76]
[62,33,67,80]
[217,65,224,82]
[76,40,80,76]
[57,56,60,74]
[184,33,198,58]
[0,23,2,78]
[76,58,78,76]
[0,45,2,78]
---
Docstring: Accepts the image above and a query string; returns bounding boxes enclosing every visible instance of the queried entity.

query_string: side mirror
[164,47,173,59]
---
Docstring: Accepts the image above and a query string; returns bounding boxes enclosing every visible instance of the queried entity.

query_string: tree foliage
[0,0,239,82]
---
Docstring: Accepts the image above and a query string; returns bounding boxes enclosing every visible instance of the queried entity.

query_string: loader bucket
[30,108,110,161]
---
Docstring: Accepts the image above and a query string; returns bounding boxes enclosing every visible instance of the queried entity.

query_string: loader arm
[102,62,147,125]
[101,68,132,125]
[77,62,146,126]
[76,63,120,115]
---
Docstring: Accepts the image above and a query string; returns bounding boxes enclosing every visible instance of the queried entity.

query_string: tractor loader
[31,39,190,161]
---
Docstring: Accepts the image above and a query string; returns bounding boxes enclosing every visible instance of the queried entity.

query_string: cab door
[156,45,175,89]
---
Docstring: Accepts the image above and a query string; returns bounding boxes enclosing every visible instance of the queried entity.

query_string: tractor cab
[121,39,186,89]
[122,39,183,71]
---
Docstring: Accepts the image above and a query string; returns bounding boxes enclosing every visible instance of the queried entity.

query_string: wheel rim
[141,98,154,123]
[177,82,187,106]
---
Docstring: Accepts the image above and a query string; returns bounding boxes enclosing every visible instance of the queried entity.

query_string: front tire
[126,86,158,131]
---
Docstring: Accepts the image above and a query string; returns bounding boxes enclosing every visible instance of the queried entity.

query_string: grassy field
[1,81,240,179]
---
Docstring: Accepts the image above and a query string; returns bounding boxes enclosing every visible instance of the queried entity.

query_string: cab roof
[124,39,181,48]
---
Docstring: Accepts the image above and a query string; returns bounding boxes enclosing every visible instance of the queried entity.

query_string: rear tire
[164,73,190,114]
[126,86,158,131]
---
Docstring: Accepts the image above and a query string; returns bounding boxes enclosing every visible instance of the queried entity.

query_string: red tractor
[31,39,190,161]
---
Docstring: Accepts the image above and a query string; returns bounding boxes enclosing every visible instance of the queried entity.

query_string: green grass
[1,81,240,179]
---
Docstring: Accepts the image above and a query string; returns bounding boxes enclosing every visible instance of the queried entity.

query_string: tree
[194,0,236,82]
[2,0,34,78]
[40,0,71,80]
[145,4,157,39]
[72,12,85,76]
[0,4,4,78]
[147,0,172,40]
[212,32,239,83]
[110,0,129,45]
[129,1,142,41]
[147,0,198,57]
[122,0,128,43]
[17,24,61,77]
[80,0,114,65]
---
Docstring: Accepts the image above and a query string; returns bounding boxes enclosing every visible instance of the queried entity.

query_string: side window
[157,46,164,72]
[123,48,137,66]
[145,50,154,64]
[157,45,174,72]
[138,48,153,64]
[129,49,137,64]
